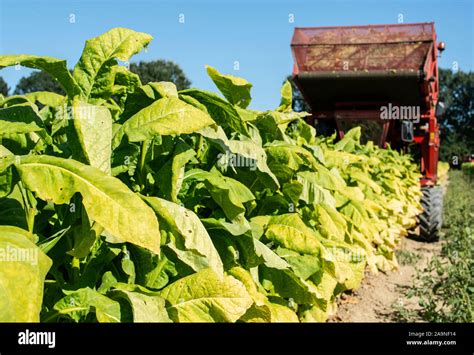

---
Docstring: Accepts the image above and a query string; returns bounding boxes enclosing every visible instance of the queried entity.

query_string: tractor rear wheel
[419,186,443,242]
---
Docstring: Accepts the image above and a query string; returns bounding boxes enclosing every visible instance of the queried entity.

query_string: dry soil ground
[331,235,442,322]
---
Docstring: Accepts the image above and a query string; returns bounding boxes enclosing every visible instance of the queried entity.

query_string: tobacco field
[0,28,424,322]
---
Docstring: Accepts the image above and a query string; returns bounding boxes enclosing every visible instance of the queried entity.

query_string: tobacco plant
[0,28,422,322]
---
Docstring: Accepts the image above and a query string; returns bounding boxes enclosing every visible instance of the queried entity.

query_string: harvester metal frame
[291,22,445,241]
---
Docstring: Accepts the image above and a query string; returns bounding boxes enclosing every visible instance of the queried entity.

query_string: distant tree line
[0,59,191,96]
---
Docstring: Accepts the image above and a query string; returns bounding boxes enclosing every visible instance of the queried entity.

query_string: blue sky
[0,0,472,109]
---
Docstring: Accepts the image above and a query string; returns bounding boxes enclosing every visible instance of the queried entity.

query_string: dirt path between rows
[331,236,442,322]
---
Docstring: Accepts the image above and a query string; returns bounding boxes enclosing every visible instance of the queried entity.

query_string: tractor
[291,22,446,241]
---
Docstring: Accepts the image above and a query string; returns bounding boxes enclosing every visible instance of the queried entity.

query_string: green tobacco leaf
[180,89,249,136]
[0,105,46,136]
[199,125,279,188]
[159,268,253,322]
[110,288,171,322]
[299,303,332,322]
[24,92,65,107]
[296,171,337,206]
[206,65,252,108]
[228,267,298,322]
[121,82,178,122]
[184,169,255,222]
[68,223,99,259]
[315,203,347,240]
[260,266,323,305]
[37,227,70,254]
[264,214,325,256]
[0,155,15,198]
[334,127,361,152]
[15,155,160,254]
[123,96,215,142]
[53,287,121,322]
[277,249,322,280]
[350,170,382,194]
[73,28,152,100]
[111,66,142,96]
[72,99,113,173]
[0,198,26,228]
[155,141,196,202]
[266,302,299,322]
[0,226,51,322]
[277,80,292,112]
[236,235,289,270]
[227,266,267,306]
[142,196,224,275]
[311,165,346,191]
[265,142,319,182]
[0,145,13,158]
[255,111,309,144]
[0,55,80,97]
[201,217,250,236]
[133,249,177,290]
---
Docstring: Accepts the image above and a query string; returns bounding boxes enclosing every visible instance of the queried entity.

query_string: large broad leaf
[72,99,113,173]
[0,184,28,228]
[206,65,252,108]
[132,250,177,290]
[255,111,309,144]
[121,82,178,122]
[141,196,224,275]
[311,164,347,191]
[53,287,120,322]
[260,266,324,305]
[184,169,255,222]
[314,203,347,240]
[24,92,65,107]
[179,89,249,136]
[208,221,289,270]
[73,28,152,100]
[110,65,142,97]
[198,125,279,189]
[159,268,253,322]
[0,104,46,136]
[123,97,215,142]
[277,81,292,112]
[264,214,325,256]
[0,153,15,198]
[0,55,80,97]
[155,141,196,202]
[334,127,361,152]
[265,142,319,182]
[296,171,337,207]
[350,170,383,194]
[110,288,171,322]
[276,248,322,280]
[266,302,299,322]
[0,226,52,322]
[15,155,160,254]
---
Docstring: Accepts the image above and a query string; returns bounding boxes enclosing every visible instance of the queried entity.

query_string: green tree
[0,76,9,96]
[438,68,474,161]
[14,71,65,95]
[130,60,191,90]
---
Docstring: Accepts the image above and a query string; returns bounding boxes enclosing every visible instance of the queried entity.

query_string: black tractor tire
[419,186,443,242]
